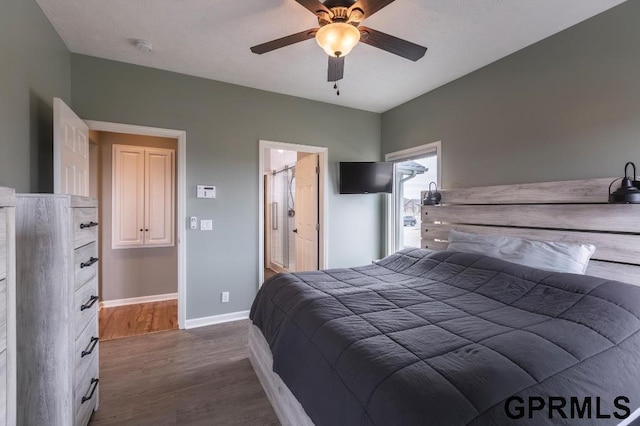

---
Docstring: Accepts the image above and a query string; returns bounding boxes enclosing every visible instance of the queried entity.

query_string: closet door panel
[112,145,145,248]
[144,148,174,246]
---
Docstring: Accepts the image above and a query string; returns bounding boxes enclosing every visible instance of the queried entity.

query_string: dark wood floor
[90,319,279,425]
[99,300,178,341]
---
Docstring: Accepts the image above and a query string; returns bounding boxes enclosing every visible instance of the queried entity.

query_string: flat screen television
[339,162,394,194]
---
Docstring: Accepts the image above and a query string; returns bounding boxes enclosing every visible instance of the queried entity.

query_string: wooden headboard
[420,178,640,286]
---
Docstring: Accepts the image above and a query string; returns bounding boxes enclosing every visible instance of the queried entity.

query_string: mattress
[250,249,640,425]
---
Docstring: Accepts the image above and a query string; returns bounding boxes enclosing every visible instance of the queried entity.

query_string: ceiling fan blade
[358,26,427,61]
[328,56,344,82]
[295,0,331,15]
[349,0,395,19]
[250,29,318,54]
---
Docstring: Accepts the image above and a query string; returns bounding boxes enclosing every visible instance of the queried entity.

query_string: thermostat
[197,185,216,199]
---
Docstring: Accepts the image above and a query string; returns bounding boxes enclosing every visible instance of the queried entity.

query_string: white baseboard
[99,293,178,309]
[185,310,250,329]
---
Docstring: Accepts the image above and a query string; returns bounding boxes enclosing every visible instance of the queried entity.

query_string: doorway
[90,130,178,340]
[258,140,328,287]
[86,121,187,331]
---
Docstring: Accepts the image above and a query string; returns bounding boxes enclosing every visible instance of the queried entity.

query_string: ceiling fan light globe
[315,23,360,57]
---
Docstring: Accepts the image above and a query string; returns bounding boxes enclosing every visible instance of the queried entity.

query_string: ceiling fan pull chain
[334,81,340,96]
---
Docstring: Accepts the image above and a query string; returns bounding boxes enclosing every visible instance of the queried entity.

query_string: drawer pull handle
[80,257,99,268]
[80,221,99,229]
[81,337,99,357]
[81,378,99,404]
[81,295,99,311]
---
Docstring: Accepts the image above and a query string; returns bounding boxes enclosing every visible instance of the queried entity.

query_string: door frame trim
[85,120,187,330]
[258,140,329,288]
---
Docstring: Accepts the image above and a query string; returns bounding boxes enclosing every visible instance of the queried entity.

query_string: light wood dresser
[16,194,99,426]
[0,187,16,425]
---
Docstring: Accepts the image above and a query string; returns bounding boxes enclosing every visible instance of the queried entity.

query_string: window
[385,142,440,254]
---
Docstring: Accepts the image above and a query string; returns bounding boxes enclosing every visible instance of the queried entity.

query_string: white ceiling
[36,0,626,113]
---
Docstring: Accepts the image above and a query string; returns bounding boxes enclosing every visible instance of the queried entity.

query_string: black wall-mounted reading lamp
[609,162,640,204]
[423,182,442,205]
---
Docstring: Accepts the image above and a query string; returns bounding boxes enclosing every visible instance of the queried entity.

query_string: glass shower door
[270,166,296,271]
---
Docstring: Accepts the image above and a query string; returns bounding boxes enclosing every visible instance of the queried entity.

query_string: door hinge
[315,166,319,174]
[315,224,320,231]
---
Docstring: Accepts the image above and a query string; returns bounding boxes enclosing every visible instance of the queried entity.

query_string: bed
[249,178,640,425]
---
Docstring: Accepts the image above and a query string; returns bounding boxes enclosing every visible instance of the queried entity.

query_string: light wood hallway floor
[89,319,279,425]
[264,268,278,281]
[100,299,179,341]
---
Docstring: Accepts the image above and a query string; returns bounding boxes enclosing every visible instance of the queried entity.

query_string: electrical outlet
[221,291,230,303]
[190,216,197,230]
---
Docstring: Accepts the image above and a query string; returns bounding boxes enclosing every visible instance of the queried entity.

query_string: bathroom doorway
[258,140,328,287]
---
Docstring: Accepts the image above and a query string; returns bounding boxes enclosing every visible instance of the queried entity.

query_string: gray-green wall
[70,55,382,319]
[0,0,71,192]
[382,1,640,189]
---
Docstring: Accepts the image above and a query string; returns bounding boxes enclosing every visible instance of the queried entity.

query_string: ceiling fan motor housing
[331,7,349,22]
[322,0,357,9]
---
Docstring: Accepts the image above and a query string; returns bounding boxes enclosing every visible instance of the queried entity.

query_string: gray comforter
[250,249,640,425]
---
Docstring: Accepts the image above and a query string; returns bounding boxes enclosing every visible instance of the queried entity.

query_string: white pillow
[447,230,596,274]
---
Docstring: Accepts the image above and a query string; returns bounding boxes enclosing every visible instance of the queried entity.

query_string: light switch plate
[200,219,213,231]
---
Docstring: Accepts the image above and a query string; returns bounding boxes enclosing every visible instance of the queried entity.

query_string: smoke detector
[134,39,153,53]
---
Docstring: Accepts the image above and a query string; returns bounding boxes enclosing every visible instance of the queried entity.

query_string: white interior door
[294,154,319,272]
[53,98,89,196]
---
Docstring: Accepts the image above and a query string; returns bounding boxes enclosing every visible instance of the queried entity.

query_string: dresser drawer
[75,316,99,381]
[0,208,6,281]
[74,356,98,426]
[0,350,6,422]
[75,401,94,426]
[0,279,5,353]
[74,242,98,289]
[73,208,98,249]
[74,277,98,338]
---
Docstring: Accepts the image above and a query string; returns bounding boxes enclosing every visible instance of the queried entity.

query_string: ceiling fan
[250,0,428,83]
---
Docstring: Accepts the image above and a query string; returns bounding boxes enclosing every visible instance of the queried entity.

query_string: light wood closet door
[112,145,175,249]
[144,148,174,246]
[112,145,145,248]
